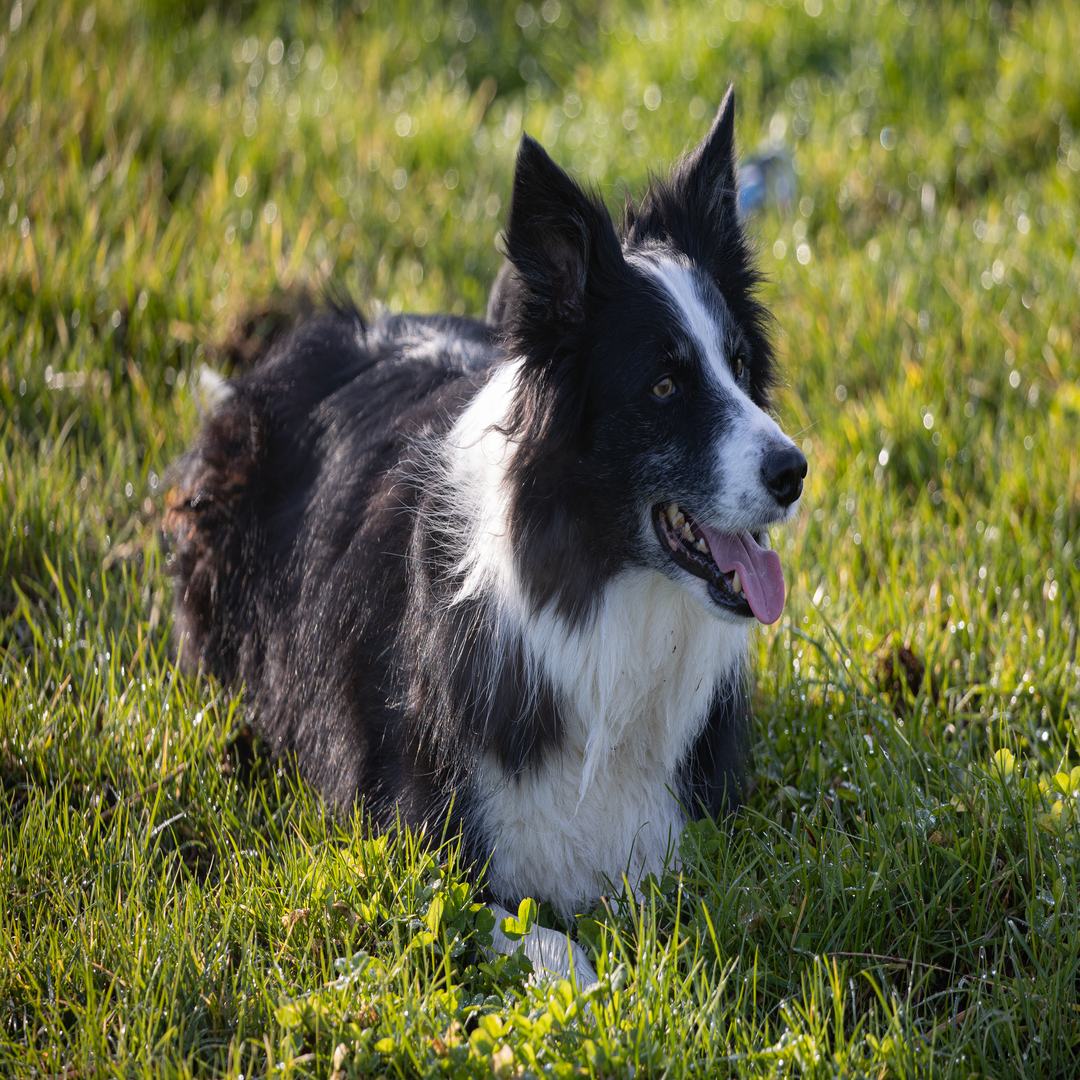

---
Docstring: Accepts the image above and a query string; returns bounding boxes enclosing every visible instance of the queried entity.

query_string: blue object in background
[738,149,796,216]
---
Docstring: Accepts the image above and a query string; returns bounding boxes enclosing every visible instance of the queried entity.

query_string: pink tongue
[696,525,786,625]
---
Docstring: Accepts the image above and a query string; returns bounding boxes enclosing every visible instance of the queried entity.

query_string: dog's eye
[733,354,744,381]
[651,376,677,400]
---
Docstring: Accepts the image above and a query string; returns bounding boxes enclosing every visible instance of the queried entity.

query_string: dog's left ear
[671,85,738,215]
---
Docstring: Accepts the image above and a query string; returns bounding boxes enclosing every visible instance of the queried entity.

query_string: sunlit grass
[2,0,1079,1075]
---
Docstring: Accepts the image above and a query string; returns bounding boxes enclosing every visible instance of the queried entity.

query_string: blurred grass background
[2,0,1080,1075]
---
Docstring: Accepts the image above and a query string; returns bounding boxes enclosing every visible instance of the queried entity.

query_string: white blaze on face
[635,253,801,531]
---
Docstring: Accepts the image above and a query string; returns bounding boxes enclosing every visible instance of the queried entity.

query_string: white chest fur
[481,568,747,912]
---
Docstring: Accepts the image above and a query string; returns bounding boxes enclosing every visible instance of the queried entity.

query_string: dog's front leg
[485,904,598,988]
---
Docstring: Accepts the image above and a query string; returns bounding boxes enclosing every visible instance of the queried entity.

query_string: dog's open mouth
[653,501,786,624]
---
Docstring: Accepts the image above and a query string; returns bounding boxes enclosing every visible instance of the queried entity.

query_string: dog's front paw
[486,903,598,988]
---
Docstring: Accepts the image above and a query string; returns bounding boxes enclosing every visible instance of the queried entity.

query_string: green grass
[2,0,1080,1074]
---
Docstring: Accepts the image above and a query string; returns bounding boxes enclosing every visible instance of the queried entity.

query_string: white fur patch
[443,364,750,915]
[196,364,234,414]
[640,254,739,395]
[444,361,521,610]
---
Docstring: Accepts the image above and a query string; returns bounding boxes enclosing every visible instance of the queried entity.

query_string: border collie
[165,87,806,983]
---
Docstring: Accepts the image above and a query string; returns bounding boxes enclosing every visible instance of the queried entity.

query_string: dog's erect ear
[625,86,740,252]
[504,135,623,335]
[671,85,738,214]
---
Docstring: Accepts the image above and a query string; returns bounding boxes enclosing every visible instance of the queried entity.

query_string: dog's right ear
[503,135,623,340]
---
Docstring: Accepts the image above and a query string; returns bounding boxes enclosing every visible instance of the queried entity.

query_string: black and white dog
[166,87,805,981]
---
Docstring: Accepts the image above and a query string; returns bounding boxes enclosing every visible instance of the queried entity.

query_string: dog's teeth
[731,570,742,594]
[673,511,686,529]
[680,522,694,542]
[666,502,680,522]
[696,538,708,553]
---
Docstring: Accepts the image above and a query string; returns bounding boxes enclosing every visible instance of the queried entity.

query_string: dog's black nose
[761,445,807,507]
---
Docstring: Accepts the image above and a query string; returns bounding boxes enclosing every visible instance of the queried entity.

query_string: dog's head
[498,87,806,627]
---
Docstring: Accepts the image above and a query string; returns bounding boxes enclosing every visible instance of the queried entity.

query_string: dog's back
[166,310,500,811]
